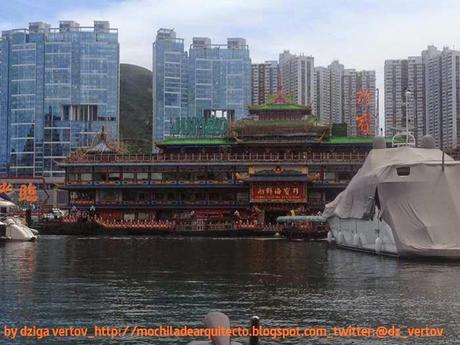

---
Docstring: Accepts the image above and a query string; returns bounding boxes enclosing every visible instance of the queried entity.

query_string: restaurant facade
[59,94,378,230]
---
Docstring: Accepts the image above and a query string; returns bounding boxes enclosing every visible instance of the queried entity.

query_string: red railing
[95,218,176,230]
[66,151,368,164]
[234,220,263,230]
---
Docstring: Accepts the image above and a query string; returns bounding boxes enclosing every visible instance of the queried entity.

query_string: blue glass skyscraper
[0,21,119,177]
[0,39,9,175]
[152,29,251,141]
[152,29,188,141]
[188,37,251,122]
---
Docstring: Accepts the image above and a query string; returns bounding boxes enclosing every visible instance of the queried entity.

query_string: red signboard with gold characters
[250,182,306,203]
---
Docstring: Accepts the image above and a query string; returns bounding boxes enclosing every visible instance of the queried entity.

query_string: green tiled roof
[326,136,393,144]
[159,136,391,146]
[158,137,234,146]
[233,118,322,128]
[248,103,310,111]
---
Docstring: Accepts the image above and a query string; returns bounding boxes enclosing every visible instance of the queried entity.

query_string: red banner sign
[250,182,306,203]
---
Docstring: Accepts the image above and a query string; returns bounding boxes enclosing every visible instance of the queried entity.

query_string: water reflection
[0,237,459,344]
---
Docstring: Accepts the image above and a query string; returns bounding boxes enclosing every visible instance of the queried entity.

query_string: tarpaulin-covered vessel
[323,136,460,258]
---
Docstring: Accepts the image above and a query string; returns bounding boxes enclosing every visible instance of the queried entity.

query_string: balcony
[65,180,244,188]
[67,200,248,208]
[65,151,368,165]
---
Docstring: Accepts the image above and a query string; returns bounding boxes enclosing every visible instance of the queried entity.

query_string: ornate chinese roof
[248,102,311,112]
[229,117,329,142]
[86,127,118,154]
[248,91,311,113]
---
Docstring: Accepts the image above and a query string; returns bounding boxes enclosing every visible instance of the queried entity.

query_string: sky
[2,0,460,128]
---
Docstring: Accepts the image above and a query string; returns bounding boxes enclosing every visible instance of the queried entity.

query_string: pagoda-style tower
[228,91,326,222]
[230,90,329,144]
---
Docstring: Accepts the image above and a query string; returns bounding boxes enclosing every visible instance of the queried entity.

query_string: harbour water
[0,236,459,344]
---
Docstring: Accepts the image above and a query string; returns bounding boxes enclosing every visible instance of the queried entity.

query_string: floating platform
[36,219,327,240]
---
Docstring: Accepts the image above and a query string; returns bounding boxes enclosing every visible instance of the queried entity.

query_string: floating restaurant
[57,93,379,234]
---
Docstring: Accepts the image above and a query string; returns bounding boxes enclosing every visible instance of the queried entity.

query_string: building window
[63,104,98,121]
[396,167,410,176]
[108,172,121,182]
[137,172,149,181]
[122,172,135,182]
[97,190,119,202]
[80,173,92,182]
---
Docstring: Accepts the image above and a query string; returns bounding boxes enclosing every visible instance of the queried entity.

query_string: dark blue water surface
[0,236,459,344]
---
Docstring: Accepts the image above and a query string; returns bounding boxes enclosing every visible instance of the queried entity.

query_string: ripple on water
[0,237,459,344]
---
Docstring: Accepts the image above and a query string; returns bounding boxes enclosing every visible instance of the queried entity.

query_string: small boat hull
[327,214,397,256]
[328,214,460,259]
[1,218,39,242]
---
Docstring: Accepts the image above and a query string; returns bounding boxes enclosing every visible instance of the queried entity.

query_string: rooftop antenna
[442,148,445,171]
[440,89,445,171]
[390,89,416,147]
[376,87,380,134]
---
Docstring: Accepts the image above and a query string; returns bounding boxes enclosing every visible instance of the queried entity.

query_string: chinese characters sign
[170,116,228,137]
[19,183,38,202]
[0,182,38,202]
[250,182,306,203]
[0,182,13,194]
[355,89,372,135]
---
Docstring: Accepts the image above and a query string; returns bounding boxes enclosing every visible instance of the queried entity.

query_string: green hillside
[119,63,152,153]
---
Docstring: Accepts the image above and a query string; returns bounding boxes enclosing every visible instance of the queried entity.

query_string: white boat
[0,198,39,241]
[0,217,39,241]
[323,135,460,259]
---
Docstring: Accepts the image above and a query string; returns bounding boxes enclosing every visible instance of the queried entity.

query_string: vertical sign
[355,89,372,135]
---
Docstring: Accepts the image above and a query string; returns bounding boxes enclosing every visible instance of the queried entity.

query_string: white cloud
[58,0,277,69]
[57,0,460,67]
[56,0,460,128]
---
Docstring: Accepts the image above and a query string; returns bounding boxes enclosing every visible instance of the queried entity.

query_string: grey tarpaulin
[323,146,460,256]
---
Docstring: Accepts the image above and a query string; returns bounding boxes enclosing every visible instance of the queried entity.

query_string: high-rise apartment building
[314,66,331,122]
[424,46,460,147]
[0,39,8,175]
[384,45,460,148]
[384,57,426,142]
[384,59,408,136]
[152,29,188,141]
[251,61,278,105]
[408,56,426,142]
[0,21,119,177]
[342,69,377,136]
[279,50,315,108]
[329,61,345,124]
[314,60,375,136]
[314,60,344,124]
[188,37,251,121]
[152,30,251,140]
